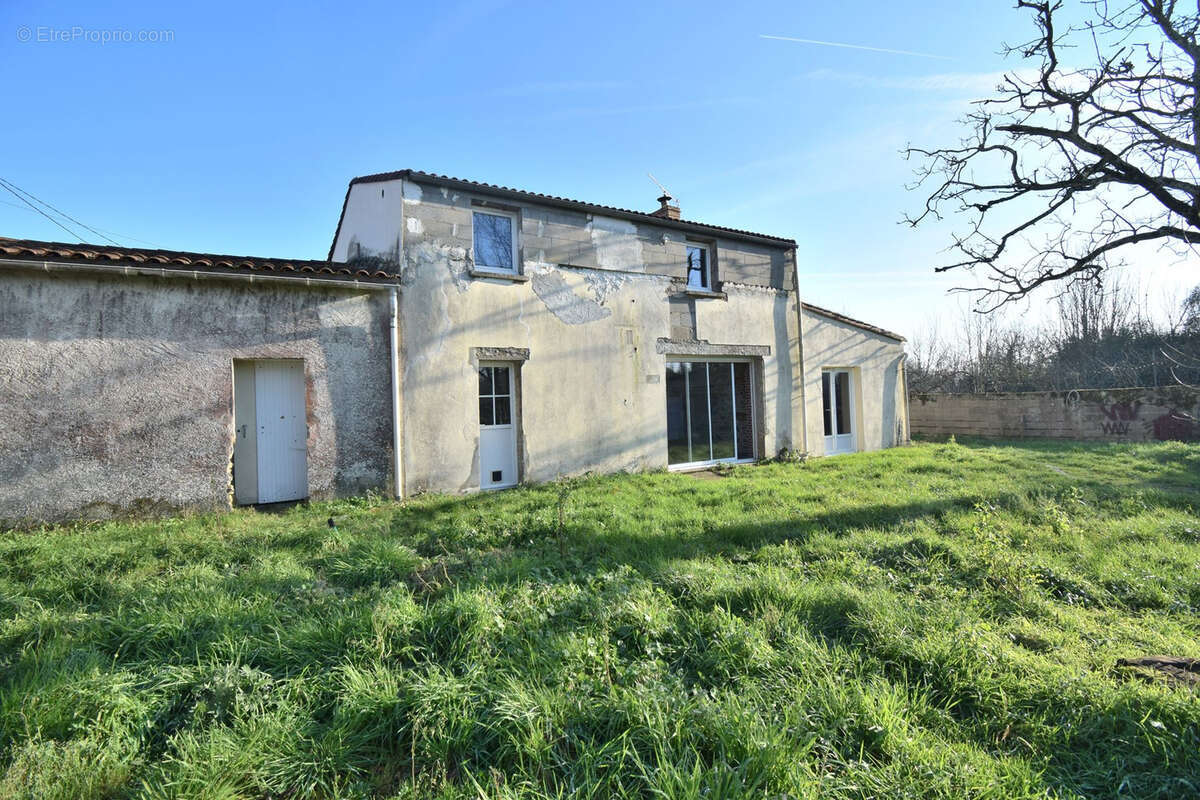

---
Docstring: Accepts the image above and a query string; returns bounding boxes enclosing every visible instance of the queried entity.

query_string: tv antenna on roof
[647,172,674,203]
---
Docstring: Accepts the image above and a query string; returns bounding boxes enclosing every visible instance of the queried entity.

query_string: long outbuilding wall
[909,388,1200,442]
[0,268,394,524]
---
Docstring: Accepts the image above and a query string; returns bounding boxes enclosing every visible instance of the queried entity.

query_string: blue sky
[3,0,1187,336]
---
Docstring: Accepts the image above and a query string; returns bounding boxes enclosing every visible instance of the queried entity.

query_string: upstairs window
[473,209,519,273]
[686,241,712,290]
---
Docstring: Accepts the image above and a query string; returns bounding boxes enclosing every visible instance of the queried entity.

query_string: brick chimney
[650,193,680,220]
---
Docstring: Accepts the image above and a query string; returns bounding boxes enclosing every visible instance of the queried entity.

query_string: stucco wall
[0,269,393,524]
[695,284,805,457]
[332,178,793,291]
[334,176,804,493]
[909,388,1200,441]
[800,307,907,456]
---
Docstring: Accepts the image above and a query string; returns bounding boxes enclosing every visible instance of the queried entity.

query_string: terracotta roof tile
[0,237,398,282]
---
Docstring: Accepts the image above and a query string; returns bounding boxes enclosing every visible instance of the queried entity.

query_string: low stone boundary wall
[909,387,1199,442]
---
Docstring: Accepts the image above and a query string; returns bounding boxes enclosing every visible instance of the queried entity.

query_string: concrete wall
[333,176,805,493]
[332,178,793,291]
[800,307,908,456]
[0,268,394,524]
[909,388,1200,442]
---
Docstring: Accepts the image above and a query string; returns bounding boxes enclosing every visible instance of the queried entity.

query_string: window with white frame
[685,241,713,290]
[472,209,519,273]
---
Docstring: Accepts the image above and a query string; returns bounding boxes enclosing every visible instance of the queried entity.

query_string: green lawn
[2,440,1199,799]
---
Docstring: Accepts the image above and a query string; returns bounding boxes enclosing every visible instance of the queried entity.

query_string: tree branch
[905,0,1200,307]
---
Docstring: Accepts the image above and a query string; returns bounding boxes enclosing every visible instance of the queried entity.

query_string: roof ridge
[802,301,905,342]
[0,237,399,282]
[0,236,335,266]
[340,169,797,246]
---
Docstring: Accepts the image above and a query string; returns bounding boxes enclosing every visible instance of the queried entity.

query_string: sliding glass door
[666,360,756,467]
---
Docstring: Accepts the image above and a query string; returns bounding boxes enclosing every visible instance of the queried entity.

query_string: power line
[0,178,161,247]
[0,178,125,247]
[0,197,40,213]
[0,180,86,242]
[0,192,161,247]
[80,225,160,248]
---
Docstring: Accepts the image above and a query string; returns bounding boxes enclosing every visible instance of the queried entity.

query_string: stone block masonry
[909,388,1200,442]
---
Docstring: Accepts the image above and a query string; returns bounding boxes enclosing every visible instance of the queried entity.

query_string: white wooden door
[822,369,856,455]
[478,363,518,490]
[253,361,308,503]
[232,362,259,505]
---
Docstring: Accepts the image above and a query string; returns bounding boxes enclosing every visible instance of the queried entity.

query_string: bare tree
[1161,282,1200,387]
[1053,276,1139,341]
[1185,283,1200,332]
[960,305,1004,391]
[906,0,1200,308]
[1049,277,1155,385]
[904,281,1200,391]
[907,318,959,392]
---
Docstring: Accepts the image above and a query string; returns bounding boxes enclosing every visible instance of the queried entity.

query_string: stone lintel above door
[655,339,770,357]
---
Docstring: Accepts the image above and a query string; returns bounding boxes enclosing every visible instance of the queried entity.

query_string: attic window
[686,241,712,290]
[473,210,518,273]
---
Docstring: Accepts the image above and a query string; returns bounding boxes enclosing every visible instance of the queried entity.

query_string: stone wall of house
[909,388,1200,442]
[0,268,394,524]
[331,175,806,493]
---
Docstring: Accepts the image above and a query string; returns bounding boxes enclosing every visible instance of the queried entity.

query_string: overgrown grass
[2,439,1199,798]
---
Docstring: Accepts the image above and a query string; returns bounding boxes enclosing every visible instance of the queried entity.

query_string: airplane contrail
[760,34,955,61]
